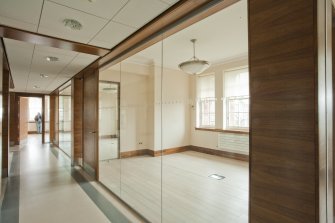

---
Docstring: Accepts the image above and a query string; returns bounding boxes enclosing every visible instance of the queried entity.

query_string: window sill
[195,127,249,135]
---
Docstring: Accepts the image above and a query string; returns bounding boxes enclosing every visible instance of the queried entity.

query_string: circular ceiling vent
[63,19,83,31]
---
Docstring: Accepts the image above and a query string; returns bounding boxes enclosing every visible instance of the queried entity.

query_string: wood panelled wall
[2,63,9,178]
[9,93,19,145]
[9,93,46,145]
[50,94,55,143]
[72,77,83,165]
[249,0,318,222]
[19,97,28,142]
[83,68,99,179]
[50,92,59,146]
[55,94,59,145]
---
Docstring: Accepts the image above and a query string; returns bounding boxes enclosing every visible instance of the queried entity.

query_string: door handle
[89,131,97,134]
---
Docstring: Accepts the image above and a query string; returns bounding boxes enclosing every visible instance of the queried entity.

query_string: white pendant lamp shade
[179,39,210,75]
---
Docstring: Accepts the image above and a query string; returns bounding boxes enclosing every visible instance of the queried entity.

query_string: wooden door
[83,68,99,179]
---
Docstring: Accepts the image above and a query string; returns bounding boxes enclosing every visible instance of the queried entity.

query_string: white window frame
[198,97,216,128]
[226,95,249,130]
[196,73,215,128]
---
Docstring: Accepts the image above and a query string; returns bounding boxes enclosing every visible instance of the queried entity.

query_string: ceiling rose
[178,39,210,75]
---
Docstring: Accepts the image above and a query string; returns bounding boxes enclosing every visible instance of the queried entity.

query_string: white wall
[120,70,150,152]
[99,58,249,155]
[161,67,191,149]
[99,91,118,136]
[100,63,151,152]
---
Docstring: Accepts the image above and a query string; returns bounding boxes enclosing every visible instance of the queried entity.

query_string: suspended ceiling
[4,38,99,93]
[0,0,178,48]
[0,0,179,93]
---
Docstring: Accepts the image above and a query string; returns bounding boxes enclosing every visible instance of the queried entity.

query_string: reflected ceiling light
[178,39,210,75]
[88,0,97,2]
[33,85,40,89]
[40,74,49,78]
[63,18,83,30]
[46,56,59,62]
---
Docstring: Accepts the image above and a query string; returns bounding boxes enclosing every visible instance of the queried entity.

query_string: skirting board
[189,146,248,162]
[120,149,152,158]
[99,135,118,139]
[120,146,249,162]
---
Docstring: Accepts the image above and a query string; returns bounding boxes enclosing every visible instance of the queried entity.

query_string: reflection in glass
[161,1,249,222]
[98,42,163,222]
[44,96,50,143]
[96,0,249,222]
[59,84,72,156]
[99,63,121,196]
[120,48,163,222]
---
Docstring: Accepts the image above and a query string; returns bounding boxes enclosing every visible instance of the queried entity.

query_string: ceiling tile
[30,45,78,75]
[28,72,58,82]
[46,76,70,92]
[4,38,35,92]
[113,0,169,28]
[0,0,43,31]
[38,1,108,44]
[0,16,37,32]
[48,0,129,20]
[26,71,56,90]
[160,0,179,5]
[59,53,98,77]
[89,21,136,49]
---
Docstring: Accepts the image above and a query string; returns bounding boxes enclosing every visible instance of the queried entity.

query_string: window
[196,74,215,128]
[224,68,249,130]
[28,98,42,121]
[227,96,249,129]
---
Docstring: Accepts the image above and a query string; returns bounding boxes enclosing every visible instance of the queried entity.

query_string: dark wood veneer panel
[72,78,83,165]
[0,25,110,56]
[83,68,99,179]
[9,93,19,145]
[249,0,318,222]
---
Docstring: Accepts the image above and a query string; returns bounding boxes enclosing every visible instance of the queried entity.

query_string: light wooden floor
[99,151,249,223]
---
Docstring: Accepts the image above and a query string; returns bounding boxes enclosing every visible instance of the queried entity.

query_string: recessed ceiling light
[40,74,49,78]
[46,56,59,62]
[33,85,40,89]
[63,19,83,30]
[209,174,225,180]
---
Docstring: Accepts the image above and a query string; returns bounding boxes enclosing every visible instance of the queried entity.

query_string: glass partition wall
[59,84,72,157]
[44,95,50,143]
[99,41,163,222]
[99,64,121,195]
[98,1,248,222]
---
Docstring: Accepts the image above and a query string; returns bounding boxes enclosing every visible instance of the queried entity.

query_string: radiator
[218,133,249,155]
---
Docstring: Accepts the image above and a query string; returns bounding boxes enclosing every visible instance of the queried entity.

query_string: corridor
[0,135,139,223]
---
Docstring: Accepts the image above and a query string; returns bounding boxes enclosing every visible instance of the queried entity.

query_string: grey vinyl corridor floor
[0,135,137,223]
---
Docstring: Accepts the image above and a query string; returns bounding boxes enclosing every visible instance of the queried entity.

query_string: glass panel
[59,84,72,157]
[162,1,249,222]
[44,96,50,143]
[120,41,163,223]
[98,63,121,196]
